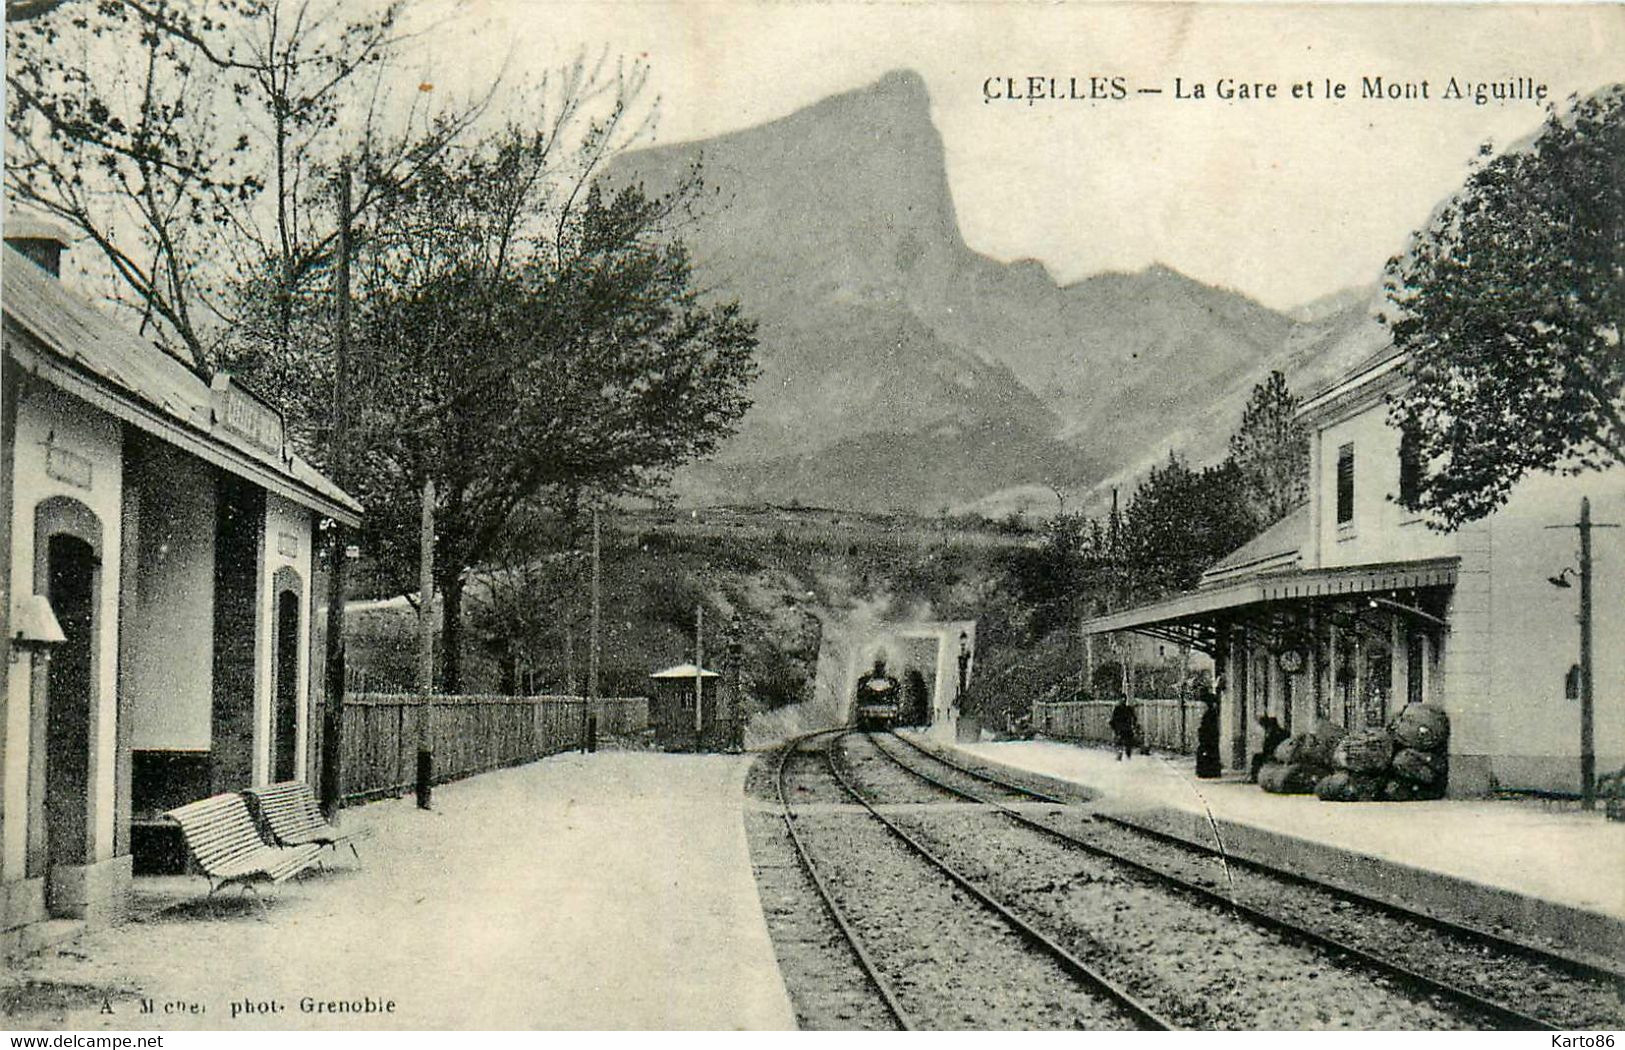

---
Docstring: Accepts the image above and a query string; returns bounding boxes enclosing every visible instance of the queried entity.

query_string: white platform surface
[948,737,1625,921]
[10,752,796,1030]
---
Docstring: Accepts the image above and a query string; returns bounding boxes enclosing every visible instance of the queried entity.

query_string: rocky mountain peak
[860,68,932,107]
[608,72,1333,512]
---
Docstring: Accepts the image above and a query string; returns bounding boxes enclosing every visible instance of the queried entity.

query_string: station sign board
[210,372,285,455]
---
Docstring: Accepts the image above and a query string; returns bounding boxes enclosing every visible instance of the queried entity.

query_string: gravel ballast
[837,734,1469,1029]
[761,736,1149,1029]
[876,733,1625,1029]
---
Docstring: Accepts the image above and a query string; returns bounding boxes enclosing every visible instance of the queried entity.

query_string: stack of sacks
[1258,721,1347,795]
[1386,704,1450,799]
[1314,704,1450,802]
[1258,760,1319,794]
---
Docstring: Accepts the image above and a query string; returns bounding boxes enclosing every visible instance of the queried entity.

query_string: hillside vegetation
[345,507,1030,707]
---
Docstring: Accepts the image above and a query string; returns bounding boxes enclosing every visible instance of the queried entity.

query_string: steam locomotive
[854,658,902,730]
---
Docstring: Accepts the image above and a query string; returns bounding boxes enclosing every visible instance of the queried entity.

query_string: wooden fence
[341,694,648,802]
[1032,699,1200,755]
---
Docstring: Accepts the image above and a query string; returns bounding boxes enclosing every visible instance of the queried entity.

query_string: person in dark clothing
[1195,682,1223,779]
[1109,698,1138,760]
[1248,713,1290,782]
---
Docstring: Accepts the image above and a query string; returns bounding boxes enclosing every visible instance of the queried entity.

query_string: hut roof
[649,663,721,679]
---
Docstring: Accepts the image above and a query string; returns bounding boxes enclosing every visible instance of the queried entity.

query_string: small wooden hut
[649,663,725,752]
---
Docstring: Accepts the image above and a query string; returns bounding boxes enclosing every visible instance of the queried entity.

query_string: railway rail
[773,730,916,1030]
[774,729,1173,1030]
[884,730,1625,982]
[872,729,1624,1030]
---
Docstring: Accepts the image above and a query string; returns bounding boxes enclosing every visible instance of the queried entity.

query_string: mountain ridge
[606,69,1374,513]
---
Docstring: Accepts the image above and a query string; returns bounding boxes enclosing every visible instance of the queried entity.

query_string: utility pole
[564,623,576,695]
[589,507,601,701]
[727,615,744,752]
[320,161,353,819]
[582,507,601,752]
[1179,642,1192,747]
[1580,497,1595,811]
[1108,485,1121,610]
[1549,496,1618,811]
[416,476,435,809]
[695,605,705,740]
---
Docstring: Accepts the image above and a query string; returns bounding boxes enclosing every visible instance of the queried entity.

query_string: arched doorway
[45,534,95,870]
[28,496,103,915]
[269,570,303,783]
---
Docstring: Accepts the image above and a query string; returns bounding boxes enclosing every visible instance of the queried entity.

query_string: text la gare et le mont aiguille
[982,74,1550,106]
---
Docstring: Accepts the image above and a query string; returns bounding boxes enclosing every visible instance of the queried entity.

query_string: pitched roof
[1199,503,1308,587]
[2,245,361,524]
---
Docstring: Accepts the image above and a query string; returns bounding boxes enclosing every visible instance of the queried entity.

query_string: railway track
[774,730,1173,1030]
[773,730,915,1030]
[871,729,1624,1030]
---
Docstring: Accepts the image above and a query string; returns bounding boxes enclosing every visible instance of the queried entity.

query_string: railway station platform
[909,733,1625,965]
[4,752,796,1030]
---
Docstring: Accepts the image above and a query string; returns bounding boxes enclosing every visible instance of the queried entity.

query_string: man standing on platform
[1110,697,1139,760]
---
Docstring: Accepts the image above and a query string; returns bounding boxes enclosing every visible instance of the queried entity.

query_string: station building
[1082,346,1623,797]
[1,222,361,954]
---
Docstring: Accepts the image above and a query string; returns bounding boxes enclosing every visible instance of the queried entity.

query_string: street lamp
[10,594,65,663]
[1548,560,1593,810]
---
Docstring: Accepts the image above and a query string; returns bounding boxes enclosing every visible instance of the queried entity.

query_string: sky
[404,2,1622,311]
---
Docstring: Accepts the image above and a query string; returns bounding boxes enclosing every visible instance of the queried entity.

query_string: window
[1398,427,1422,511]
[1364,642,1391,729]
[1336,443,1355,525]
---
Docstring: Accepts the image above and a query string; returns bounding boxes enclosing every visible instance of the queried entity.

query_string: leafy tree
[8,0,250,365]
[1120,453,1256,601]
[1187,458,1262,576]
[1383,87,1625,528]
[1006,512,1091,637]
[1121,453,1204,598]
[340,126,758,690]
[466,508,585,695]
[1229,370,1309,528]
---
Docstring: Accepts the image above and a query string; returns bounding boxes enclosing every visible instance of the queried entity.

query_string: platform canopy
[1080,556,1460,654]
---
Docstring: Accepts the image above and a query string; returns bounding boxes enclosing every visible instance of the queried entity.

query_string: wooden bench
[166,793,323,903]
[243,781,363,862]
